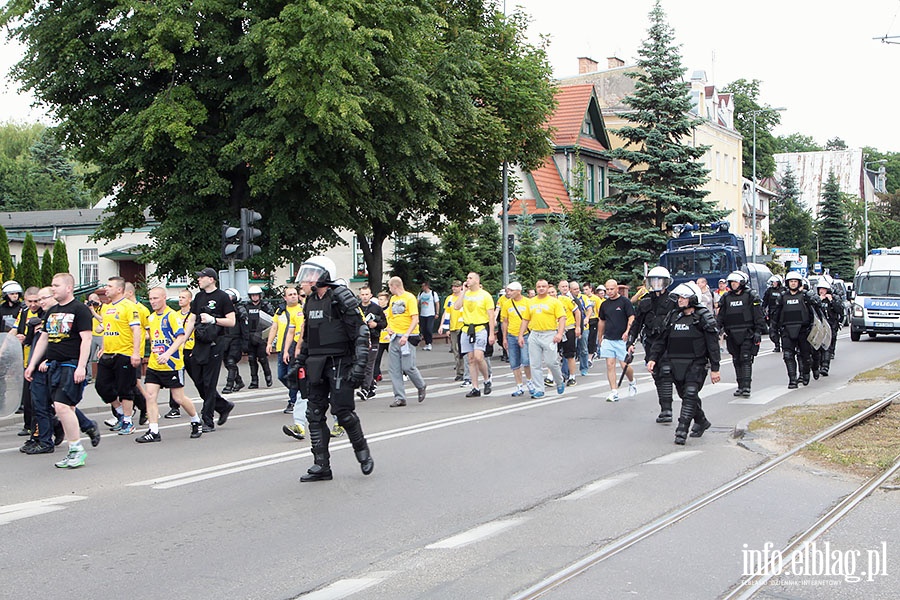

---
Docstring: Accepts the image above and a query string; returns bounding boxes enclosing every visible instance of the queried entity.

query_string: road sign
[772,247,800,262]
[813,262,823,274]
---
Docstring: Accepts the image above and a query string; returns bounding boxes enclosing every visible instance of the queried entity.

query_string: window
[715,152,721,180]
[80,248,98,286]
[733,157,738,185]
[168,274,189,285]
[582,119,593,136]
[599,166,606,198]
[352,235,367,279]
[585,164,595,203]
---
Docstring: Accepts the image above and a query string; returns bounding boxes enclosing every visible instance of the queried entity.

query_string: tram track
[509,391,900,600]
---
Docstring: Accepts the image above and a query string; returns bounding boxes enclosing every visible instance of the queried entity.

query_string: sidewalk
[1,337,461,427]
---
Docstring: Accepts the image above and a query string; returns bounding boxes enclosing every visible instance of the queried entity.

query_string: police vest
[305,291,353,356]
[638,293,672,340]
[764,288,783,310]
[667,311,710,361]
[722,292,754,330]
[781,293,809,325]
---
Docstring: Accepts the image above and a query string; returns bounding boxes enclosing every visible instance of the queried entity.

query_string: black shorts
[558,329,576,358]
[145,368,184,389]
[47,362,86,407]
[96,353,137,403]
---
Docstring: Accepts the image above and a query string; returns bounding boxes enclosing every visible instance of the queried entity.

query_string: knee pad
[782,349,795,361]
[336,411,360,429]
[683,384,700,401]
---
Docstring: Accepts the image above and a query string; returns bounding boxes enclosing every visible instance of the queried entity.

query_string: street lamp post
[863,158,888,256]
[750,107,786,264]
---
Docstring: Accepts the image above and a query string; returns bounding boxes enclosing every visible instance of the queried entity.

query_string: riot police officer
[647,282,721,445]
[775,272,815,388]
[221,288,249,394]
[762,275,784,352]
[816,277,841,375]
[243,285,274,389]
[716,271,767,397]
[292,256,373,482]
[628,266,676,423]
[1,280,24,333]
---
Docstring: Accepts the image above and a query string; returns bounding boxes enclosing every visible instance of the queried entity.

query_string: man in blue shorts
[597,279,636,402]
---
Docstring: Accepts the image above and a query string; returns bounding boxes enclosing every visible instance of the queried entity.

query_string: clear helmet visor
[646,276,671,292]
[296,264,327,285]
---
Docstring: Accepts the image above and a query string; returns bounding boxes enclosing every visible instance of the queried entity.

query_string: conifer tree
[0,225,13,281]
[18,233,41,290]
[770,166,814,259]
[536,218,568,284]
[52,238,70,276]
[817,171,856,280]
[603,0,723,283]
[512,208,541,288]
[41,248,54,287]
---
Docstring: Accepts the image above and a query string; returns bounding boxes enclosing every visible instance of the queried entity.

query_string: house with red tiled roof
[508,84,614,220]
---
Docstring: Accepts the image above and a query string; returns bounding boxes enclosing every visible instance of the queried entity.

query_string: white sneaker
[606,390,620,403]
[628,381,638,397]
[424,344,432,351]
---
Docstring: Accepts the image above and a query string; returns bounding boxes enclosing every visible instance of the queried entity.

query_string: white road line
[644,450,703,465]
[558,473,639,501]
[0,495,87,525]
[425,518,528,549]
[729,385,793,405]
[294,571,395,600]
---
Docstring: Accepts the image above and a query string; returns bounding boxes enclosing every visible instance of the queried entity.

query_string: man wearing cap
[182,268,236,432]
[500,282,535,396]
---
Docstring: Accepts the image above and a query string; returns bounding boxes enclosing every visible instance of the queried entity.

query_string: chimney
[578,56,599,74]
[607,56,625,69]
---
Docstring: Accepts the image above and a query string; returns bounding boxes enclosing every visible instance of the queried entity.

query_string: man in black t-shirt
[597,279,636,402]
[24,274,94,468]
[183,268,236,432]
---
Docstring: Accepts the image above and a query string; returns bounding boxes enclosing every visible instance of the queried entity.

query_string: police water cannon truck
[850,247,900,341]
[658,221,773,292]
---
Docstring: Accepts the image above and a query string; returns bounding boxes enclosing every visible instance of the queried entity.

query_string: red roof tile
[548,84,600,149]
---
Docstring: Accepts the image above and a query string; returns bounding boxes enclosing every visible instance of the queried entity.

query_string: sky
[2,0,900,151]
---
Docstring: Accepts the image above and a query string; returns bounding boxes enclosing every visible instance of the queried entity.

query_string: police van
[850,248,900,341]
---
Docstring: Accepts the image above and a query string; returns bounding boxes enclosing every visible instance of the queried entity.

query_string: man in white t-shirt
[417,282,439,351]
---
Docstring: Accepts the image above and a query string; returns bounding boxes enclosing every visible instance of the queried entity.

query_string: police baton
[617,348,635,388]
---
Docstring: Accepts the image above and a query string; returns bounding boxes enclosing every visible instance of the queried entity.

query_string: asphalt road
[1,334,899,600]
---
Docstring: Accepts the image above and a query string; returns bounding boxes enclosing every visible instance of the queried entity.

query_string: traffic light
[240,208,262,260]
[507,234,515,255]
[222,222,242,262]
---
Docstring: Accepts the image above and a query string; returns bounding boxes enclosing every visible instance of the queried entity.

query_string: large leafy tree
[603,0,722,284]
[816,171,855,280]
[724,78,783,179]
[3,0,554,285]
[769,166,814,259]
[775,133,822,154]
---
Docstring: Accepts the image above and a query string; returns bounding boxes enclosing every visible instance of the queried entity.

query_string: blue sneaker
[530,390,545,399]
[511,388,525,397]
[109,416,124,432]
[556,382,566,395]
[580,370,589,377]
[118,422,135,435]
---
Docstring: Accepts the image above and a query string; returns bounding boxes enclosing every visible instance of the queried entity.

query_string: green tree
[869,213,900,250]
[536,217,568,285]
[825,137,848,151]
[512,208,541,288]
[770,166,814,259]
[434,222,477,295]
[816,171,856,279]
[470,217,503,293]
[604,0,722,284]
[724,78,783,179]
[3,0,554,285]
[388,236,440,291]
[0,225,13,281]
[40,247,53,286]
[775,133,822,154]
[18,232,41,290]
[51,238,70,276]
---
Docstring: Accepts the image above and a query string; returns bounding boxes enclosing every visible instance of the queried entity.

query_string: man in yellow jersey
[438,280,465,381]
[519,279,566,398]
[10,287,41,436]
[268,286,304,414]
[500,282,535,397]
[556,280,582,386]
[125,282,151,425]
[135,287,202,442]
[164,290,195,419]
[385,276,427,407]
[96,276,142,435]
[454,272,496,397]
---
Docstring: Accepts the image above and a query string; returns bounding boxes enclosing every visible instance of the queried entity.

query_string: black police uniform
[817,293,842,375]
[762,284,784,351]
[1,297,24,332]
[628,291,676,422]
[716,287,767,397]
[649,304,720,445]
[295,284,373,482]
[775,287,815,388]
[221,302,249,393]
[243,298,274,388]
